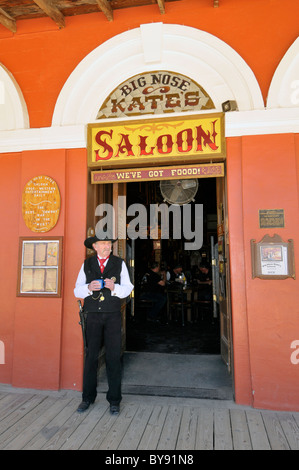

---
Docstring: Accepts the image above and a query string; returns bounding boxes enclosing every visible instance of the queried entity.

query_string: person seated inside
[166,264,185,285]
[140,262,167,322]
[196,262,212,300]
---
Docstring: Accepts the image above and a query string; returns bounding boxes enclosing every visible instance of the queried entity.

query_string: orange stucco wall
[227,134,299,410]
[0,0,299,410]
[0,0,298,127]
[0,149,87,390]
[1,134,299,410]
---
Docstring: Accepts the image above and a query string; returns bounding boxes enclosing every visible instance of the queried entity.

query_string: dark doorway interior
[125,177,220,356]
[126,317,220,354]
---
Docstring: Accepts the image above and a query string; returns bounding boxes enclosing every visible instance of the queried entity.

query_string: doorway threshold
[97,352,233,400]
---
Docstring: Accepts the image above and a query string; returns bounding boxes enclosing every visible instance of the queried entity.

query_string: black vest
[83,254,123,313]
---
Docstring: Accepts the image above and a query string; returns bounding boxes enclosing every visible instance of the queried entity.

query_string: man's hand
[88,280,102,291]
[104,278,115,291]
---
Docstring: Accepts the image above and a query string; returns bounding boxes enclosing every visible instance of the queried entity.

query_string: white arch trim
[0,64,29,130]
[267,37,299,109]
[52,23,264,126]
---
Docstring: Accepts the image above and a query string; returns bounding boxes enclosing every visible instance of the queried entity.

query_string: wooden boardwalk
[0,387,298,450]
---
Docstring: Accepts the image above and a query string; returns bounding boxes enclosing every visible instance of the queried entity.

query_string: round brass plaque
[22,175,61,232]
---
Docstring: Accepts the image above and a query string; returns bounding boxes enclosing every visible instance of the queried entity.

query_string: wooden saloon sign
[96,71,215,119]
[92,162,225,184]
[88,113,225,168]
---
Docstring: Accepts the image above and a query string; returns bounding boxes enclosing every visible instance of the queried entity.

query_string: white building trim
[0,108,298,154]
[52,23,264,126]
[0,25,298,153]
[0,63,29,131]
[267,37,299,109]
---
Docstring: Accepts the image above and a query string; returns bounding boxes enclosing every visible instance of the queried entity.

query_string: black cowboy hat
[84,232,118,249]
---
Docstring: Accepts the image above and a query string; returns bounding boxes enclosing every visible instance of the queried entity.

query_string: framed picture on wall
[17,237,63,297]
[251,234,295,280]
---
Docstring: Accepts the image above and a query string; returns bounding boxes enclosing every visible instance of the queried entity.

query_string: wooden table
[166,284,194,324]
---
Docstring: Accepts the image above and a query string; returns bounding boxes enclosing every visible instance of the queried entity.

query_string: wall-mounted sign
[22,176,60,232]
[251,234,295,280]
[96,71,215,119]
[88,113,225,168]
[259,209,285,228]
[91,162,224,184]
[17,237,63,297]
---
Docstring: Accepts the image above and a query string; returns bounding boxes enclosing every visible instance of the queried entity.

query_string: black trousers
[82,311,122,405]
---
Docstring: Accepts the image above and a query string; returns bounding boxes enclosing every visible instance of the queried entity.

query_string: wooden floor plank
[246,410,271,450]
[0,393,35,423]
[4,397,71,450]
[0,397,55,449]
[176,407,198,450]
[214,409,233,450]
[23,398,79,450]
[118,404,153,450]
[97,403,139,450]
[0,395,47,446]
[60,401,109,450]
[293,412,299,430]
[157,405,183,450]
[195,407,214,450]
[79,407,119,450]
[40,404,94,450]
[277,412,299,450]
[262,412,290,450]
[0,393,16,413]
[230,409,252,450]
[0,389,299,451]
[0,395,46,438]
[0,393,33,414]
[137,405,168,450]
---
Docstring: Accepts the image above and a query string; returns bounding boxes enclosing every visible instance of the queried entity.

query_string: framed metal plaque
[259,209,285,229]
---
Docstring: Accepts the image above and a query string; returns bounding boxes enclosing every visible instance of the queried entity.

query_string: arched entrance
[52,22,264,400]
[52,22,264,127]
[87,108,232,398]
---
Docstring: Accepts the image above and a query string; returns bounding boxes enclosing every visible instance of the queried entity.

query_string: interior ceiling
[0,0,219,33]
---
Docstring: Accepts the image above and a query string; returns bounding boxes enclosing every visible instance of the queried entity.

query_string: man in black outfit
[196,262,212,301]
[166,264,184,283]
[74,234,133,415]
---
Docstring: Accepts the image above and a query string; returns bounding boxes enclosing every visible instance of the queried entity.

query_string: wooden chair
[193,299,213,322]
[134,273,154,321]
[135,297,153,322]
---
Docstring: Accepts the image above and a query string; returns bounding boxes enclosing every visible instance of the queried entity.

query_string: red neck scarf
[97,256,109,273]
